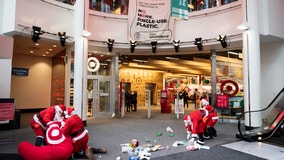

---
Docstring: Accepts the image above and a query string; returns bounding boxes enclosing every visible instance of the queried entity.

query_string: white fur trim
[55,105,63,113]
[201,99,209,108]
[192,134,198,138]
[204,109,209,117]
[33,114,47,130]
[72,129,88,141]
[212,116,219,120]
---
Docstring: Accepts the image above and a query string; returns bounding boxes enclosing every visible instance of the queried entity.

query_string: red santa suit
[202,105,218,139]
[30,104,66,146]
[184,109,208,138]
[61,107,92,156]
[202,105,214,126]
[18,121,73,160]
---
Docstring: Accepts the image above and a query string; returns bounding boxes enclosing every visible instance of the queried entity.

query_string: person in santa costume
[184,107,210,145]
[18,121,73,160]
[62,107,106,160]
[200,98,218,139]
[30,104,66,146]
[204,107,218,139]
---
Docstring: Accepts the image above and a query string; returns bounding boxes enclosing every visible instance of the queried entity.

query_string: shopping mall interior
[1,0,284,159]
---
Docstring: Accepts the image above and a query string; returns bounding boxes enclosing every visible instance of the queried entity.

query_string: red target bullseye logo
[220,80,239,97]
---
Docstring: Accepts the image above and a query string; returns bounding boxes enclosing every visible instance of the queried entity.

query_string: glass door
[89,78,111,117]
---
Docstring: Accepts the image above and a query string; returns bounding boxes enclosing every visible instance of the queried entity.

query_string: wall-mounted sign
[12,67,29,76]
[171,0,189,20]
[0,98,15,121]
[87,57,100,72]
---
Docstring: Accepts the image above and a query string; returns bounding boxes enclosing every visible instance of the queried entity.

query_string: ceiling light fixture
[237,22,249,30]
[133,59,148,63]
[151,41,157,53]
[58,32,67,47]
[194,37,203,51]
[107,39,115,52]
[31,26,44,43]
[130,40,137,53]
[173,40,180,53]
[166,56,179,60]
[82,30,91,37]
[217,35,227,48]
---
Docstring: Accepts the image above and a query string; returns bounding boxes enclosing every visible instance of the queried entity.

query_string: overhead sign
[170,0,188,20]
[128,0,174,42]
[12,67,29,76]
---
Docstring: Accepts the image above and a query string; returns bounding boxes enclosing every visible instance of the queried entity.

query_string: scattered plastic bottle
[145,137,150,143]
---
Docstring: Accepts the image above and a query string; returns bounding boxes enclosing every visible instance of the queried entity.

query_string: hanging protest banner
[128,0,174,42]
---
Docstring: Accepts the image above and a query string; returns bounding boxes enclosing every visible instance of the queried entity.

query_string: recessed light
[35,43,39,46]
[49,48,53,51]
[45,51,49,54]
[53,45,57,47]
[30,51,34,53]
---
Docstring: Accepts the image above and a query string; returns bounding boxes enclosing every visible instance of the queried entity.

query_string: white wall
[14,0,74,41]
[0,59,12,98]
[261,40,284,105]
[11,54,52,109]
[0,35,13,98]
[259,0,284,38]
[0,0,16,34]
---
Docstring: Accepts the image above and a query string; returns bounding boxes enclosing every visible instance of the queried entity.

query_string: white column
[73,1,88,122]
[242,0,262,128]
[0,59,12,97]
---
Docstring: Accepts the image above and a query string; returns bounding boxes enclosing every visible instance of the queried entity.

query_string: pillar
[73,1,88,122]
[242,0,262,128]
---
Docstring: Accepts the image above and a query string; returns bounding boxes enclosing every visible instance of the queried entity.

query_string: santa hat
[55,104,66,113]
[201,99,209,108]
[46,121,65,145]
[67,107,75,115]
[64,107,76,118]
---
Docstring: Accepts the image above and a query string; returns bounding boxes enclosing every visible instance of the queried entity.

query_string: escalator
[236,88,284,143]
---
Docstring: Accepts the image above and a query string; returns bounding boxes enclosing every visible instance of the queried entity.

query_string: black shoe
[35,137,44,146]
[92,147,107,154]
[197,139,205,145]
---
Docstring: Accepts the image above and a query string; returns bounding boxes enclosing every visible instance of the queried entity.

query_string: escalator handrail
[237,87,284,140]
[260,110,284,141]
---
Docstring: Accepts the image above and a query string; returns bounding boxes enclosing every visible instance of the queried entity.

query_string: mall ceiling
[12,34,243,79]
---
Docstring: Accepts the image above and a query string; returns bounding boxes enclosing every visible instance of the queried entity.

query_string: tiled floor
[223,141,284,160]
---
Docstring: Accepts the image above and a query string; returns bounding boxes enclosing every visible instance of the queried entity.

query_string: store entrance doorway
[87,77,112,117]
[145,83,156,105]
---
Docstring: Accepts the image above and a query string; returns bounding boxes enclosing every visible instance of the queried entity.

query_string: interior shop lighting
[151,41,157,53]
[228,51,239,55]
[31,26,44,43]
[194,37,203,51]
[173,40,180,53]
[58,32,67,47]
[165,57,179,60]
[133,59,148,63]
[82,30,91,37]
[130,40,137,53]
[237,22,249,30]
[217,35,228,48]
